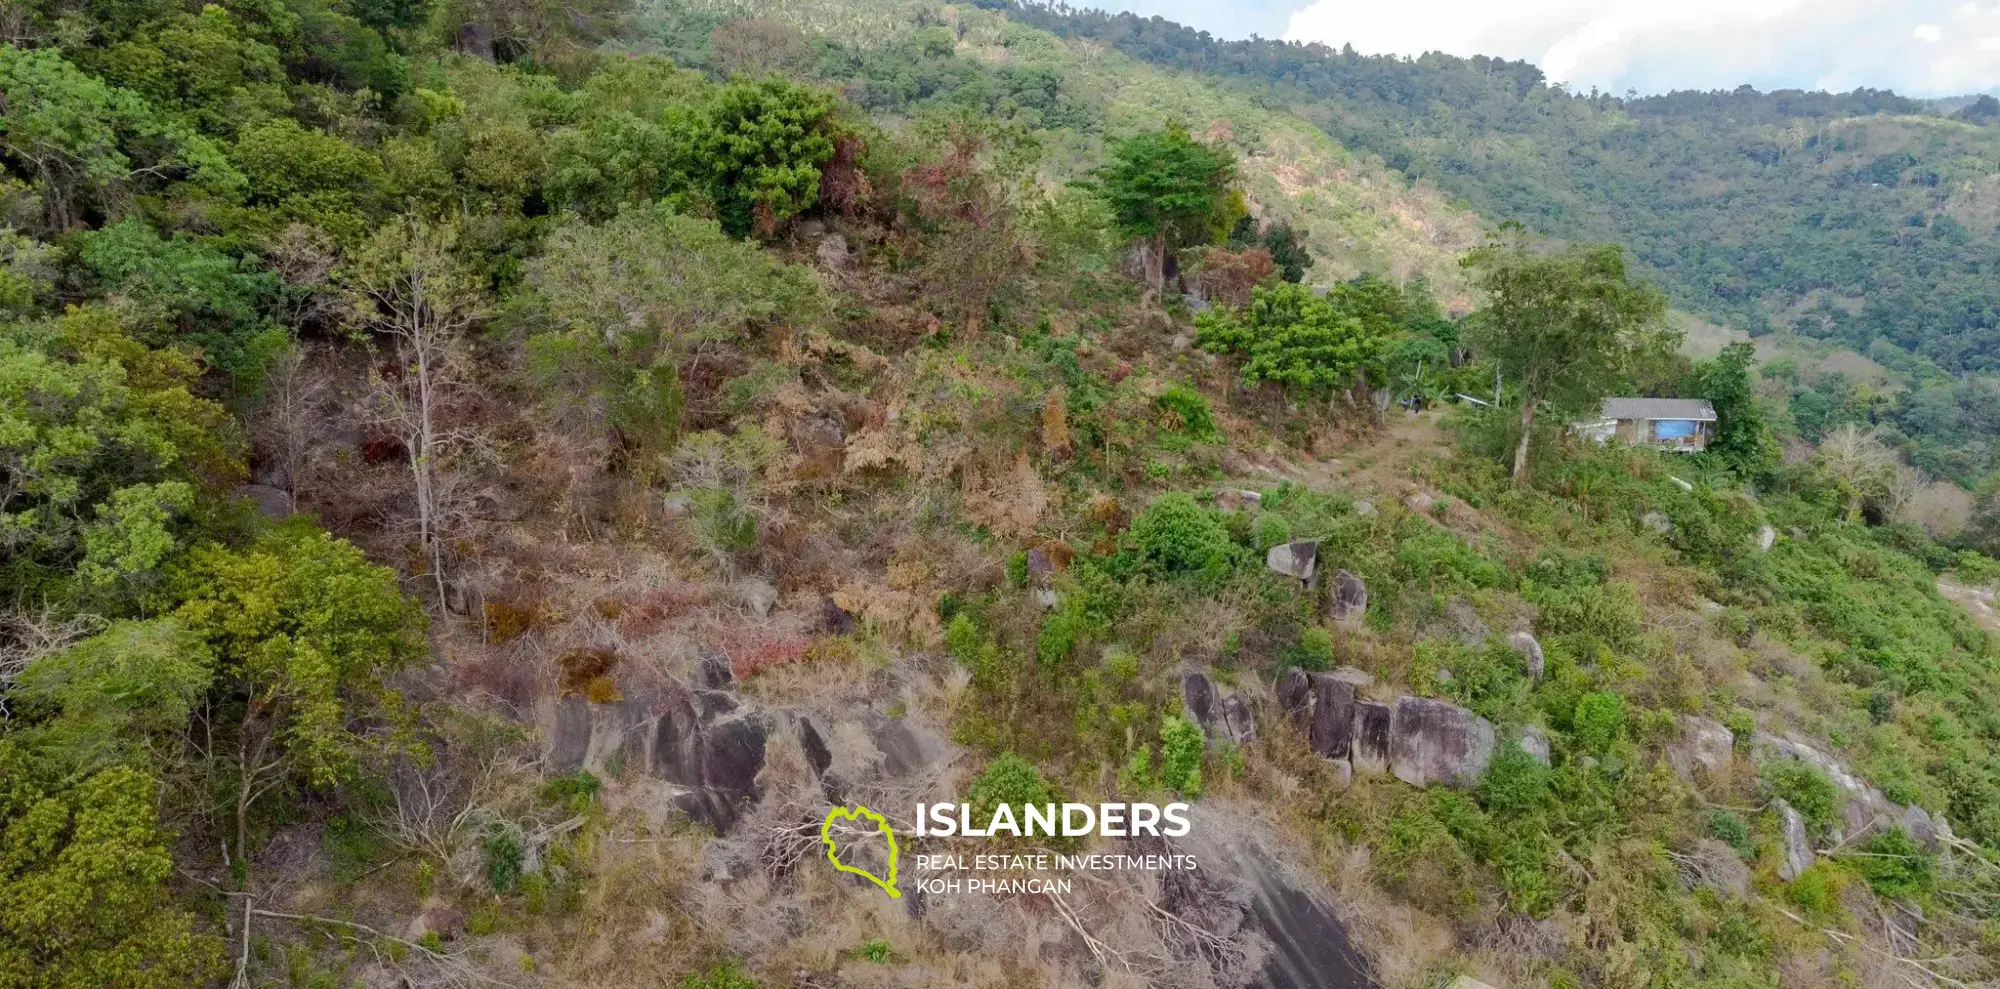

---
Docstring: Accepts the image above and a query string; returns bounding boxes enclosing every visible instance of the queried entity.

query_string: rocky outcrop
[1900,803,1941,852]
[1277,669,1354,760]
[1668,716,1735,780]
[1390,697,1495,788]
[1185,671,1221,731]
[818,596,854,635]
[734,579,778,618]
[1182,671,1256,746]
[1777,799,1813,880]
[799,709,948,803]
[1266,541,1319,585]
[1508,631,1544,682]
[1026,546,1056,586]
[1328,666,1374,688]
[542,679,770,833]
[1326,570,1368,623]
[1352,702,1392,775]
[1174,806,1375,989]
[1284,672,1495,788]
[1518,725,1550,766]
[1754,732,1903,843]
[545,696,653,775]
[1309,677,1356,760]
[1751,730,1951,852]
[791,414,846,478]
[815,233,852,270]
[453,21,494,59]
[1277,667,1314,719]
[236,484,293,520]
[669,705,770,832]
[1221,695,1257,746]
[407,899,465,942]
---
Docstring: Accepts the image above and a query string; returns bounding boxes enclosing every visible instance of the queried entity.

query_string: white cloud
[1282,0,2000,97]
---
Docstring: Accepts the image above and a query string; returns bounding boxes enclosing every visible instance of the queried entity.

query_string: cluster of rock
[1251,665,1948,887]
[1181,672,1257,746]
[1264,539,1370,624]
[1665,714,1951,879]
[1752,729,1946,866]
[539,650,950,835]
[543,653,771,832]
[1272,667,1538,788]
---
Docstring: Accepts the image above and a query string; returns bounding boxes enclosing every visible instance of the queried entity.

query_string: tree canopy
[1461,233,1673,481]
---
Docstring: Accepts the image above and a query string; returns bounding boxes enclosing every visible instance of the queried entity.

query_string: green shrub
[967,754,1063,825]
[1845,828,1934,899]
[1036,595,1091,668]
[1725,708,1756,752]
[539,770,602,814]
[1127,493,1237,584]
[1158,715,1205,798]
[1118,743,1157,795]
[1706,810,1753,858]
[681,962,759,989]
[1763,761,1841,836]
[1572,692,1627,755]
[1479,743,1553,816]
[945,613,990,667]
[1380,807,1481,917]
[1005,552,1029,588]
[1251,513,1293,551]
[1492,829,1559,915]
[1866,691,1894,725]
[1420,638,1534,725]
[1524,548,1607,589]
[484,824,525,892]
[1296,627,1335,671]
[1530,581,1643,649]
[1156,384,1219,440]
[687,487,756,555]
[1784,861,1844,914]
[1388,523,1505,597]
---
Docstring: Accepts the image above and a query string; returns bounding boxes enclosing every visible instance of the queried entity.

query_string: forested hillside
[1006,2,2000,484]
[10,0,2000,988]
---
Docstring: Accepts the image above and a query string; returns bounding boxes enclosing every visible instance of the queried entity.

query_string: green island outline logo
[821,804,901,898]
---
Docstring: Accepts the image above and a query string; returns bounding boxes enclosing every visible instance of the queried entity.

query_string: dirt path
[1238,410,1451,499]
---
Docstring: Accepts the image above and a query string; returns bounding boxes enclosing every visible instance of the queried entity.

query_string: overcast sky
[1090,0,2000,98]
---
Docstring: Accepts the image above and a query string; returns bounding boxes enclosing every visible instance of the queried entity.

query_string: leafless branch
[250,907,510,988]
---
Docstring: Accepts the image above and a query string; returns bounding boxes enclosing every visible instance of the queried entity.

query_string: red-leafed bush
[719,629,812,680]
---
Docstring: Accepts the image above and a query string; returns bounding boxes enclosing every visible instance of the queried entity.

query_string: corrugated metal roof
[1600,397,1716,421]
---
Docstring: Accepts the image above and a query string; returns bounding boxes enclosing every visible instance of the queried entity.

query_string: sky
[1090,0,2000,98]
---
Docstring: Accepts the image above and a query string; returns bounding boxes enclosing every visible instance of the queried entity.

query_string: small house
[1580,398,1716,452]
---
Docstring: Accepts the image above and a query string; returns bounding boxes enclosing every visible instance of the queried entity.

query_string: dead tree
[349,217,489,606]
[255,344,328,510]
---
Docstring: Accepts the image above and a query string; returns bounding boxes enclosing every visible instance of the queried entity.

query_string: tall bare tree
[348,217,489,606]
[1815,423,1901,521]
[254,344,329,511]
